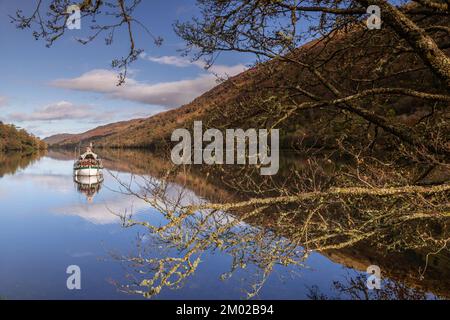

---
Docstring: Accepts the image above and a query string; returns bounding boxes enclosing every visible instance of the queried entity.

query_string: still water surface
[0,151,444,299]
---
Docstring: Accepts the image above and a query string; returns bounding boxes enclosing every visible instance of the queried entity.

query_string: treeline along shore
[0,121,47,152]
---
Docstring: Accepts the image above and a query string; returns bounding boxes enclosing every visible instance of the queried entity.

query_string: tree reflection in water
[108,172,306,298]
[307,271,434,300]
[105,165,449,299]
[0,151,44,178]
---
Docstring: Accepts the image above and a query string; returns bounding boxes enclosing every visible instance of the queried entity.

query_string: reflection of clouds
[20,157,72,176]
[11,173,73,193]
[108,173,239,227]
[163,181,206,207]
[106,171,205,206]
[3,155,235,228]
[2,155,237,229]
[166,183,240,226]
[53,193,150,225]
[54,171,227,226]
[0,185,9,199]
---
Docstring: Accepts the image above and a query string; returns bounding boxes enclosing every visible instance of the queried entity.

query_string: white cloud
[145,55,193,67]
[143,54,248,77]
[9,101,107,122]
[51,69,131,93]
[108,73,218,106]
[50,61,247,108]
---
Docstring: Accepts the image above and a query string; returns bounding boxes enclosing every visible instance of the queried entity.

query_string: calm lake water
[0,150,446,299]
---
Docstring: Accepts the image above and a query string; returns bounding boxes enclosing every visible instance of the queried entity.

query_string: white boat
[73,143,103,176]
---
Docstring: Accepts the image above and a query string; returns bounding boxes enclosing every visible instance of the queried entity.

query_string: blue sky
[0,0,250,138]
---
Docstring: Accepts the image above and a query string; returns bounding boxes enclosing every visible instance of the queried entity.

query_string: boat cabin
[79,146,98,161]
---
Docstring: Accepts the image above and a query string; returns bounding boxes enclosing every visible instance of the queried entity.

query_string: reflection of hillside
[0,151,45,178]
[47,148,450,298]
[96,148,311,203]
[325,245,450,299]
[101,148,241,204]
[46,149,75,161]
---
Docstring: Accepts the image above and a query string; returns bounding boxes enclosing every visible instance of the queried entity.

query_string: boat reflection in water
[73,174,104,203]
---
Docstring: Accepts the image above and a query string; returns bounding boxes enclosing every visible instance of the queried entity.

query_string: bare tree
[175,0,449,155]
[13,1,450,298]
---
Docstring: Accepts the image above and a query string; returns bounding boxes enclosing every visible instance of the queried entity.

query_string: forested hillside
[45,7,449,154]
[0,122,46,152]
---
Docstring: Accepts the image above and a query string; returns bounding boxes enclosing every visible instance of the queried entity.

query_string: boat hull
[74,167,103,176]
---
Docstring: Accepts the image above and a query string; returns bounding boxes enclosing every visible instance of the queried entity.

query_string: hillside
[42,133,75,145]
[45,12,449,151]
[43,118,147,146]
[0,122,46,152]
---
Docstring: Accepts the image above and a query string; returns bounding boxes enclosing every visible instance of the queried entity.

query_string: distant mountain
[43,133,75,145]
[44,118,150,148]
